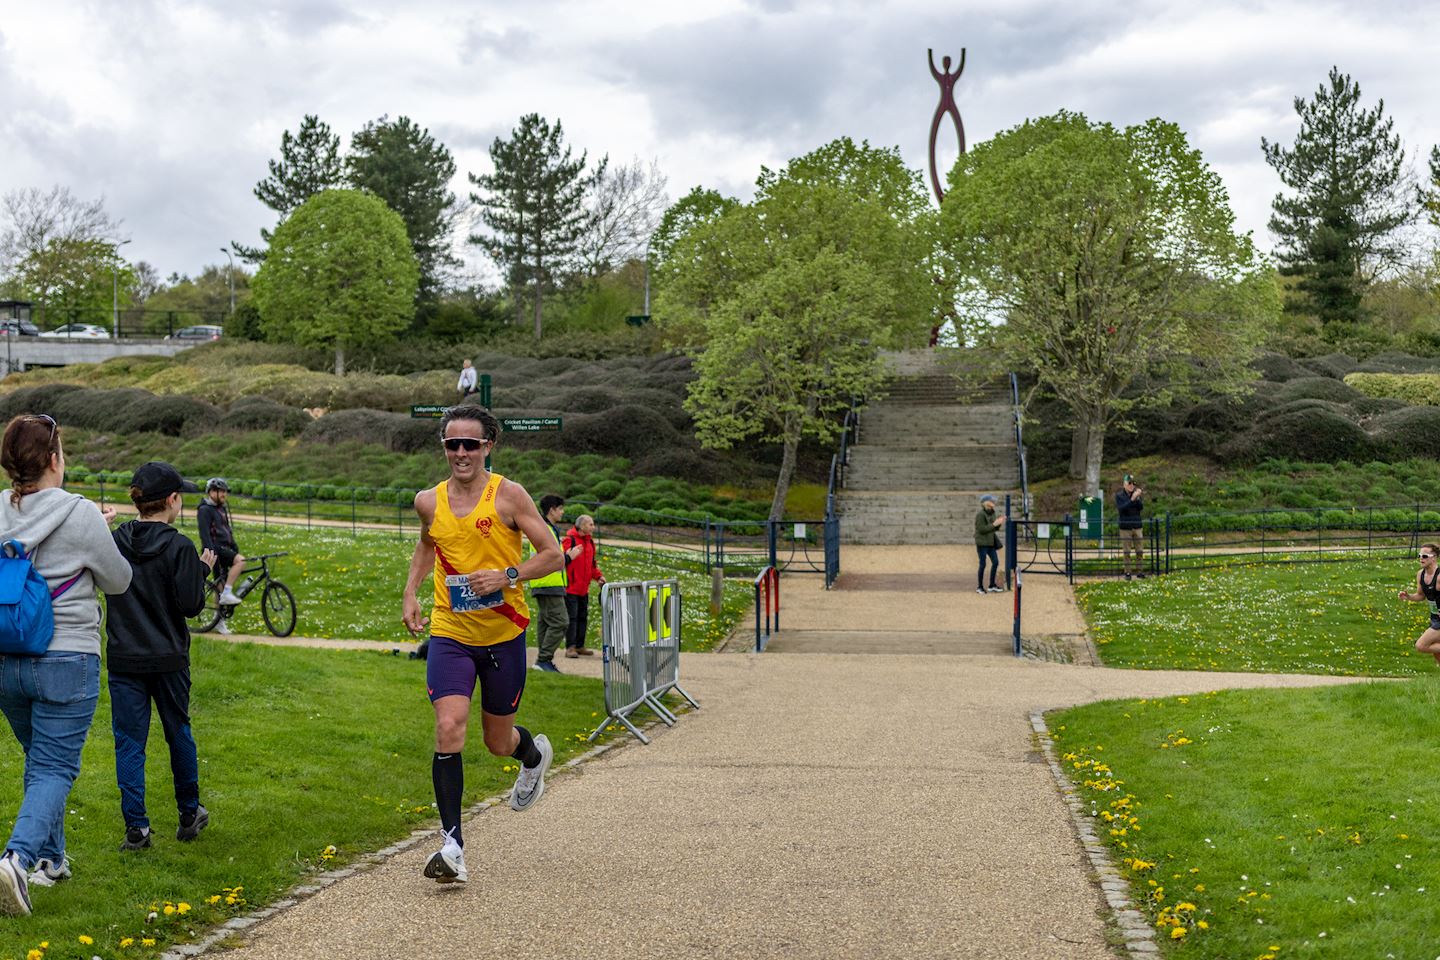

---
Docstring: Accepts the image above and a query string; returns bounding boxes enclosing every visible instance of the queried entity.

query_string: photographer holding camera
[1115,474,1146,581]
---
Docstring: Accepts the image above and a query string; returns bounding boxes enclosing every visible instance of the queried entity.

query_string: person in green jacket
[974,494,1006,595]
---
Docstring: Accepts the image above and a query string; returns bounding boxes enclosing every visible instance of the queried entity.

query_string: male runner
[401,405,563,885]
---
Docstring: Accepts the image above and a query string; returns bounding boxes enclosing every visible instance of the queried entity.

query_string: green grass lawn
[1051,680,1440,957]
[0,638,619,960]
[1077,559,1437,676]
[159,521,749,652]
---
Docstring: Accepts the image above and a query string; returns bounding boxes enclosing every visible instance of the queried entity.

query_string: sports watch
[505,566,520,588]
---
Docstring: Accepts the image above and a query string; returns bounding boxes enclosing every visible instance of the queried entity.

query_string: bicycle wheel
[262,580,297,637]
[188,578,223,634]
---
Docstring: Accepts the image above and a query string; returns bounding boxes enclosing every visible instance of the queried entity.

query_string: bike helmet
[206,477,229,493]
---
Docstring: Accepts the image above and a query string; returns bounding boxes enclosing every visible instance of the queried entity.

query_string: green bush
[219,397,311,435]
[1297,353,1359,379]
[1250,353,1313,382]
[1345,371,1440,406]
[1221,408,1370,464]
[1368,406,1440,460]
[1276,377,1361,404]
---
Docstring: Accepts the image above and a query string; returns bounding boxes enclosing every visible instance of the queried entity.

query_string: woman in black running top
[1397,542,1440,665]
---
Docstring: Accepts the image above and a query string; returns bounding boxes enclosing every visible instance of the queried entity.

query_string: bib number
[446,574,503,613]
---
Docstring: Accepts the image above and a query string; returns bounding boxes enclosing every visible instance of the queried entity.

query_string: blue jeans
[0,651,100,869]
[976,545,1000,589]
[109,670,201,830]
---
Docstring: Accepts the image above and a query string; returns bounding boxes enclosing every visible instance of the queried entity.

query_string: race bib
[445,574,504,613]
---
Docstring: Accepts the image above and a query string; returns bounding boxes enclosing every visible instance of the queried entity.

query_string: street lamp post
[219,247,235,317]
[112,238,132,339]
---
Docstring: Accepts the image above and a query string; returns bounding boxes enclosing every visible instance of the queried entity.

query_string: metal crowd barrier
[587,578,699,745]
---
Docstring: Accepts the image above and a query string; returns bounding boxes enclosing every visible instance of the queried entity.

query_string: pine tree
[234,115,344,263]
[1261,67,1413,330]
[468,115,604,339]
[347,116,459,304]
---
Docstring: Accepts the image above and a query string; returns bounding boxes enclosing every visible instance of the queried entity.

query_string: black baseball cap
[131,461,199,500]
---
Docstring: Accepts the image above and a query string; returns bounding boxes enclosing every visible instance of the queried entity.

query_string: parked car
[165,325,223,341]
[0,319,41,337]
[39,322,111,339]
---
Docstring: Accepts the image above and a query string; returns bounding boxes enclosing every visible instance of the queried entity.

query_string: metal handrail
[753,565,779,652]
[1009,372,1030,520]
[824,403,860,519]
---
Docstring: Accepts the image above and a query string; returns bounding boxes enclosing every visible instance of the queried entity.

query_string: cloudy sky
[2,0,1437,281]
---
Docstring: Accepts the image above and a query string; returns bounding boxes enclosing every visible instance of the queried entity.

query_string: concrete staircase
[837,358,1021,545]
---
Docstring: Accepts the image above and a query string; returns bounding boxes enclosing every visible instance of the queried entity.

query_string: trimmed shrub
[1368,407,1440,460]
[218,397,311,436]
[1276,377,1362,404]
[1350,395,1408,416]
[1345,372,1440,406]
[1221,408,1371,463]
[1298,353,1359,379]
[1250,353,1313,382]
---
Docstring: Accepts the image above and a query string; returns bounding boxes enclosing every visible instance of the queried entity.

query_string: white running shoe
[215,619,233,635]
[0,851,31,916]
[422,828,467,884]
[219,588,243,606]
[509,734,553,812]
[28,856,70,887]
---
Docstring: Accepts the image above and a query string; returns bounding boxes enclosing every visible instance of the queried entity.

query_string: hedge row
[1344,372,1440,406]
[1167,506,1440,534]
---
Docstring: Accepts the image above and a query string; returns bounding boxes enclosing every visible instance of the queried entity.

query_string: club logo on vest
[475,516,494,537]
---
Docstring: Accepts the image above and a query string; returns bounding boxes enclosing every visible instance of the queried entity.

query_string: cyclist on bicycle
[197,479,246,611]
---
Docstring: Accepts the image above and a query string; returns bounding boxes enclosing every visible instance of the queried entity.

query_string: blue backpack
[0,539,81,656]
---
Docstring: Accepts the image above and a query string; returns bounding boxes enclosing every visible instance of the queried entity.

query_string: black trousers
[564,593,590,650]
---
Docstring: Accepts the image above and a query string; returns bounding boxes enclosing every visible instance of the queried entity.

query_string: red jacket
[562,527,604,596]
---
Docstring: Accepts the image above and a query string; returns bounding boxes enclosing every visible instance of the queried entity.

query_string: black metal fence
[1008,503,1440,580]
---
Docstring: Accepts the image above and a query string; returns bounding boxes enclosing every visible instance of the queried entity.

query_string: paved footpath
[220,548,1363,960]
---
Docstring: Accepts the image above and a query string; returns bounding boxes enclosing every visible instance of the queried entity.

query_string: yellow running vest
[429,474,530,646]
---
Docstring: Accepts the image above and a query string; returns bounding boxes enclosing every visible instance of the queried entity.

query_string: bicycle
[189,551,297,637]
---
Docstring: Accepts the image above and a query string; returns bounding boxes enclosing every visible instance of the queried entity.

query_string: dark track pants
[565,593,591,650]
[109,669,200,830]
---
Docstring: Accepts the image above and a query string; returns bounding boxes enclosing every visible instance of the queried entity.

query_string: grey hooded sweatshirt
[0,487,132,656]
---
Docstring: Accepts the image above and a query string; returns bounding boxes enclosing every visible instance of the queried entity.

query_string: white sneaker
[987,586,1004,593]
[422,828,466,884]
[509,734,553,812]
[215,620,233,635]
[219,588,243,606]
[28,856,70,887]
[0,851,31,916]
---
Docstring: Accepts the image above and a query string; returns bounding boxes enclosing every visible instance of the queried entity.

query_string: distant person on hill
[561,515,604,656]
[973,494,1005,595]
[1114,474,1145,580]
[196,479,246,622]
[456,359,478,404]
[528,494,580,673]
[105,462,215,853]
[1397,542,1440,665]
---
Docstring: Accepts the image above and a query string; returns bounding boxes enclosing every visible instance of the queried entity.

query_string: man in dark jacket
[561,515,604,657]
[105,462,216,852]
[197,478,245,612]
[528,494,579,673]
[1115,473,1146,581]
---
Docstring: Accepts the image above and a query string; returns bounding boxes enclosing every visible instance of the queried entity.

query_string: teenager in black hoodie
[105,462,216,851]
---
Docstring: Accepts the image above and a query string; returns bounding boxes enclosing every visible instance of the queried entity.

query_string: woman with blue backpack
[0,414,131,916]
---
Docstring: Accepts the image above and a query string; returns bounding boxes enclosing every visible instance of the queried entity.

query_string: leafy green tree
[651,187,741,267]
[1262,68,1414,331]
[468,114,604,339]
[942,111,1276,496]
[347,115,459,305]
[8,238,133,328]
[657,140,933,520]
[251,189,418,376]
[234,115,344,263]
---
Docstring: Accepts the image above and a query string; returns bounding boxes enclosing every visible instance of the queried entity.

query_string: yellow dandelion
[142,938,156,947]
[1197,920,1209,930]
[178,902,192,915]
[79,935,94,944]
[28,950,43,960]
[121,937,135,947]
[164,904,176,915]
[1170,927,1187,939]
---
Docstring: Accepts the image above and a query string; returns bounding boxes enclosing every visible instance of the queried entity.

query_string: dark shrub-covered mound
[1351,395,1408,416]
[1298,353,1359,379]
[1369,407,1440,460]
[1221,408,1370,463]
[219,396,311,436]
[1276,377,1362,404]
[1250,353,1313,383]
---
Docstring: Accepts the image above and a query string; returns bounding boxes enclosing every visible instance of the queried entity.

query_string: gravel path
[213,546,1365,959]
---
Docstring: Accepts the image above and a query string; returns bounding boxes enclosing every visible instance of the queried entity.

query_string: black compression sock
[432,752,464,846]
[511,725,542,768]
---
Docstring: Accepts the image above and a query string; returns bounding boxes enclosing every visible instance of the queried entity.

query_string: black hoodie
[105,519,210,673]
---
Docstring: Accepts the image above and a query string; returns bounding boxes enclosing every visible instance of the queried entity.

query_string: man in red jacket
[561,515,604,657]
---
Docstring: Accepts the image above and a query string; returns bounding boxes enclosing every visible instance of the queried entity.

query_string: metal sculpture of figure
[927,48,967,204]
